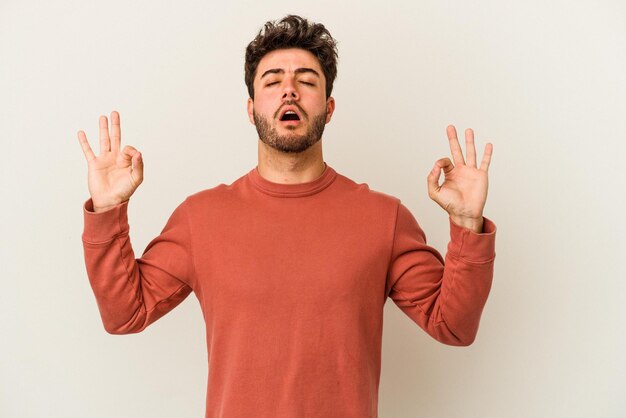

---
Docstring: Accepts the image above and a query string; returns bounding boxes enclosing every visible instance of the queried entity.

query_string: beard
[253,108,327,154]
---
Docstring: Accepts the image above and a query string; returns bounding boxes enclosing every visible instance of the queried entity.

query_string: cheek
[312,99,329,114]
[252,99,272,117]
[255,93,279,110]
[256,104,276,119]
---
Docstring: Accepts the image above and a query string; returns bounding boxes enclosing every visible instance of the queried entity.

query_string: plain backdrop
[1,0,625,417]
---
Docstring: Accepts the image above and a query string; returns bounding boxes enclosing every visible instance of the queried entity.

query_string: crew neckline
[247,162,337,198]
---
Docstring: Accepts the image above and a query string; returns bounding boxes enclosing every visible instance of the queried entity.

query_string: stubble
[253,109,327,154]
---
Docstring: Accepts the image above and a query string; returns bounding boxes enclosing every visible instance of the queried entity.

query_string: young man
[77,15,496,418]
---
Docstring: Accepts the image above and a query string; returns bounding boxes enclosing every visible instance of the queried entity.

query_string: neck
[256,139,326,184]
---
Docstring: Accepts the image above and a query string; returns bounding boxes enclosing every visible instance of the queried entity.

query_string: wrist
[450,215,484,233]
[93,205,116,213]
[91,199,125,213]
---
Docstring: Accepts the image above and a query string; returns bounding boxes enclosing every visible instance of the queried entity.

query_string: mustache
[274,101,307,119]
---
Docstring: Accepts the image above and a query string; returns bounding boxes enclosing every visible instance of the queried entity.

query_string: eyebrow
[260,68,321,79]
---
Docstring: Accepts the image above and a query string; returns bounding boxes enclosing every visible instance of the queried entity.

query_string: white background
[1,0,625,417]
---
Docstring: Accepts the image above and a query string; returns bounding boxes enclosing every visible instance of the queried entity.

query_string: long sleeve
[385,202,496,346]
[81,198,195,334]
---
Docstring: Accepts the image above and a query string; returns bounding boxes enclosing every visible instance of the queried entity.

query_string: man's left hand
[427,125,493,233]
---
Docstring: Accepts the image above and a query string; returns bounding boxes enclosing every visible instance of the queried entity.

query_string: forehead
[256,48,323,78]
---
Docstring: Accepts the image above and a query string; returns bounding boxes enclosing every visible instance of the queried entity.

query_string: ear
[325,96,336,124]
[247,97,255,125]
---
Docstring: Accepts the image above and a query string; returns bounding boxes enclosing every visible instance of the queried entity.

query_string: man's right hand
[77,111,144,213]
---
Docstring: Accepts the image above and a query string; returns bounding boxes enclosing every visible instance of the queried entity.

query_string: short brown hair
[244,15,338,100]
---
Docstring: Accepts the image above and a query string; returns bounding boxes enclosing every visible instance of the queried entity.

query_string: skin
[247,48,335,184]
[428,126,493,233]
[77,48,493,232]
[77,111,143,213]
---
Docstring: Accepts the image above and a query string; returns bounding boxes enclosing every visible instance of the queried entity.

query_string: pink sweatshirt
[81,162,497,417]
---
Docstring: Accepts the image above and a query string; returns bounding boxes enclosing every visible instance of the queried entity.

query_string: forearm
[83,239,149,334]
[436,216,496,343]
[386,204,497,346]
[81,198,192,334]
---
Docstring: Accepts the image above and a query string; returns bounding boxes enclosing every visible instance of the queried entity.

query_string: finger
[479,143,493,172]
[131,150,142,170]
[99,115,111,154]
[427,161,443,199]
[437,157,455,175]
[130,150,143,185]
[121,144,138,163]
[110,111,121,153]
[77,130,96,162]
[465,128,477,167]
[129,149,144,188]
[446,125,466,166]
[427,158,453,196]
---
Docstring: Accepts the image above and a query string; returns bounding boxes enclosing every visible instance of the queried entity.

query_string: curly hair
[244,15,339,100]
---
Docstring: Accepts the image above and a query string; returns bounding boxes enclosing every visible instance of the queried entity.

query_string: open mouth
[280,110,301,121]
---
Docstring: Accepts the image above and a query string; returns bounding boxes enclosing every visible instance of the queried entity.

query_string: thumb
[130,150,144,184]
[120,145,143,187]
[121,145,138,164]
[427,161,442,200]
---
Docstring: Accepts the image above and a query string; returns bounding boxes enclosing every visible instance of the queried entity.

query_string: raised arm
[77,111,193,334]
[386,125,496,346]
[385,202,496,346]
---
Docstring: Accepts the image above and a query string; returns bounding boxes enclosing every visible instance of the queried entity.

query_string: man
[77,14,496,418]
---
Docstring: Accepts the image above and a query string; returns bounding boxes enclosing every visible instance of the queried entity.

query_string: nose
[281,77,299,101]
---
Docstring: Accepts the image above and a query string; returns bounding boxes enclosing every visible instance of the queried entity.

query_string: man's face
[247,48,335,153]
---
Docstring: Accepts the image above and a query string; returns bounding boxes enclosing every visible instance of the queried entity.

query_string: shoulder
[180,171,248,210]
[333,170,401,212]
[329,171,407,243]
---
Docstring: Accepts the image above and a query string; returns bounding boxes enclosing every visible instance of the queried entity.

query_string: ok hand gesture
[427,125,493,233]
[77,111,144,212]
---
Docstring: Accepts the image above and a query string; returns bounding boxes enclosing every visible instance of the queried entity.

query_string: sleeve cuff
[447,216,496,261]
[82,198,130,243]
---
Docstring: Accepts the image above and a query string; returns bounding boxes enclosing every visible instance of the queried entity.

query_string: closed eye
[300,81,315,86]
